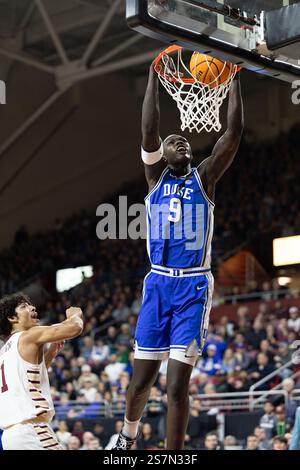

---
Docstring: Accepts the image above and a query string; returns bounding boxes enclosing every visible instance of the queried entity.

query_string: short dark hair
[0,293,31,338]
[205,431,218,439]
[273,435,288,445]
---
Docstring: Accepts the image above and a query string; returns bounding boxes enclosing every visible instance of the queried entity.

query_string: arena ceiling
[0,0,162,83]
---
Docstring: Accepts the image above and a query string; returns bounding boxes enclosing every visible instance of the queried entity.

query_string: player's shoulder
[196,156,211,173]
[19,327,43,343]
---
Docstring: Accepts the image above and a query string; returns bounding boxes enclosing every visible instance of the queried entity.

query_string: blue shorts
[135,268,214,365]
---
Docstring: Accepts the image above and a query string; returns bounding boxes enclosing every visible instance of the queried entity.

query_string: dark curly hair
[0,293,32,338]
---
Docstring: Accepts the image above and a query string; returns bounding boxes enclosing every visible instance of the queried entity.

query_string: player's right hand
[66,307,83,320]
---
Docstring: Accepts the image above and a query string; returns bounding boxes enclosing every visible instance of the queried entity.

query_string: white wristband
[141,141,164,165]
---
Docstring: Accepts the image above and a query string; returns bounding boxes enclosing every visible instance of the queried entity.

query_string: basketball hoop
[154,45,239,133]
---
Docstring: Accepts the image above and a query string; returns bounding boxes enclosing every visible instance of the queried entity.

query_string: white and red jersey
[0,331,54,429]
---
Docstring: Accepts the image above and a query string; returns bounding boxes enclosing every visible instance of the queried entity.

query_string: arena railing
[53,390,288,419]
[217,287,292,305]
[291,389,300,403]
[249,360,294,409]
[195,390,288,412]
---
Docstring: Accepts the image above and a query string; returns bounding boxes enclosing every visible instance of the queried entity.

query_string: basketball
[190,52,234,88]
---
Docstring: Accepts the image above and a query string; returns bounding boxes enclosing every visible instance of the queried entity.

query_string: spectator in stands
[249,353,275,390]
[199,344,222,376]
[78,364,99,389]
[218,315,235,339]
[259,339,274,364]
[204,326,227,360]
[288,307,300,333]
[137,423,159,450]
[274,342,293,371]
[233,342,251,371]
[118,371,130,397]
[147,386,164,417]
[105,326,119,353]
[105,420,124,449]
[71,421,85,444]
[223,435,239,450]
[265,324,278,349]
[64,382,77,401]
[245,317,266,350]
[127,314,138,336]
[104,353,126,382]
[81,336,94,361]
[204,432,221,450]
[87,437,102,450]
[90,338,110,365]
[80,432,95,450]
[93,423,110,448]
[55,420,72,449]
[246,435,260,450]
[187,399,217,448]
[272,435,288,450]
[67,435,81,450]
[221,348,236,374]
[276,318,289,343]
[116,343,130,364]
[79,378,98,403]
[290,407,300,450]
[275,405,292,436]
[157,374,167,394]
[282,378,298,422]
[112,300,130,322]
[117,323,132,347]
[254,426,272,450]
[259,401,277,439]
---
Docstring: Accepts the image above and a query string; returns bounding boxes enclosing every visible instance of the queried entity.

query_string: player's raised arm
[142,62,166,191]
[202,73,244,184]
[21,307,83,346]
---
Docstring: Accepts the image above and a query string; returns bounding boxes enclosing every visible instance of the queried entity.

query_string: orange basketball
[190,53,234,88]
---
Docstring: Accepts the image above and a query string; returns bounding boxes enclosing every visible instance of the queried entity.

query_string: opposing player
[0,293,83,450]
[113,59,244,450]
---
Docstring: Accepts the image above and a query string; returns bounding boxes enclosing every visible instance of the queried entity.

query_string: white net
[154,46,239,133]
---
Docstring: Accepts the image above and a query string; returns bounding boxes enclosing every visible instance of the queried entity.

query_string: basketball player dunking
[0,293,83,450]
[113,60,244,451]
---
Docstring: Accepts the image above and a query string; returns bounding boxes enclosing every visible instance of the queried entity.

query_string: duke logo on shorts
[135,165,214,365]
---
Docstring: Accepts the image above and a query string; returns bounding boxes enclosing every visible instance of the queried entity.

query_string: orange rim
[154,45,195,84]
[154,45,241,84]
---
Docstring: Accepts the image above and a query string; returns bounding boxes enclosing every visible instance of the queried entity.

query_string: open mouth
[176,144,187,153]
[31,313,39,320]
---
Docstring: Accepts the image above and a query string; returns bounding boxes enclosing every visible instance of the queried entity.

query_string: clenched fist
[66,307,83,320]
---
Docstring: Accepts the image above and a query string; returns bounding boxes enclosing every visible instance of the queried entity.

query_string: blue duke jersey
[145,167,214,269]
[135,165,215,366]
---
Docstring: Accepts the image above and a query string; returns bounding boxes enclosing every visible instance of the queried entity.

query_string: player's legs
[165,273,214,449]
[113,359,161,449]
[2,422,61,450]
[166,358,193,450]
[125,358,161,422]
[117,271,171,444]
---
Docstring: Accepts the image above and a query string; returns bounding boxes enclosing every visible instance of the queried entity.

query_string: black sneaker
[112,431,137,450]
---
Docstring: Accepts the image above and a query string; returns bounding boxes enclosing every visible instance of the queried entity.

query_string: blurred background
[0,0,299,451]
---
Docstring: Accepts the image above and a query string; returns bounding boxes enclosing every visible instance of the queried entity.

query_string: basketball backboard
[127,0,300,83]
